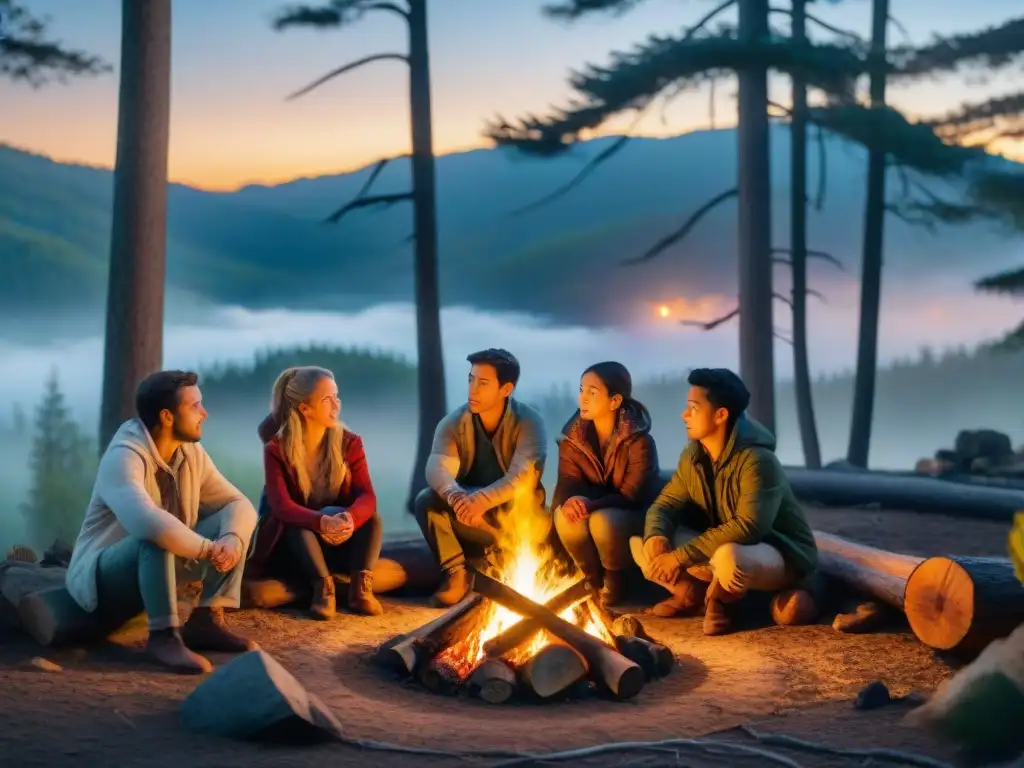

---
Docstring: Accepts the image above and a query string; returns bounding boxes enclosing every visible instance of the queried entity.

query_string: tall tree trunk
[405,0,447,511]
[846,0,889,467]
[98,0,171,450]
[737,0,775,433]
[789,0,821,468]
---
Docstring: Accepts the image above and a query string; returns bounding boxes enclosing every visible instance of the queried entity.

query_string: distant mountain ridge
[1,126,1020,341]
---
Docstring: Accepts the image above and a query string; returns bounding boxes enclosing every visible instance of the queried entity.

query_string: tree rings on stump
[904,556,1024,655]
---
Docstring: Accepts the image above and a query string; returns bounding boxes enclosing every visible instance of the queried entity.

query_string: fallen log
[417,655,464,695]
[373,593,485,676]
[785,467,1024,521]
[812,531,924,609]
[377,536,442,595]
[0,563,114,646]
[471,569,645,700]
[904,555,1024,655]
[467,658,517,704]
[483,578,591,658]
[614,635,674,679]
[518,642,588,699]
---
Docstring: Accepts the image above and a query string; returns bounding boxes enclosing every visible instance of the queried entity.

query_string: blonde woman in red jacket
[247,366,383,619]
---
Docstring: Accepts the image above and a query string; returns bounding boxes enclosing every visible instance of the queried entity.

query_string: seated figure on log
[65,371,259,674]
[630,368,820,636]
[553,362,660,609]
[248,367,384,620]
[414,349,548,607]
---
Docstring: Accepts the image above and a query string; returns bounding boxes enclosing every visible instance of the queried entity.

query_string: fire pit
[374,506,674,704]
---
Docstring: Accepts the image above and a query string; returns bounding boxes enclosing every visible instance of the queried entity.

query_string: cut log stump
[518,642,588,699]
[904,555,1024,655]
[812,531,923,609]
[467,658,517,704]
[614,635,674,679]
[0,563,113,647]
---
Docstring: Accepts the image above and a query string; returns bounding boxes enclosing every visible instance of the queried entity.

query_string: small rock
[30,656,62,672]
[180,649,344,742]
[855,680,891,710]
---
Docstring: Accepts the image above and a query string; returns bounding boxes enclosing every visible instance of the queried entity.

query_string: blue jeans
[95,509,244,631]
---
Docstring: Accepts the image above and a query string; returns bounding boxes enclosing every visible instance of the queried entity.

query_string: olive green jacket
[643,416,818,576]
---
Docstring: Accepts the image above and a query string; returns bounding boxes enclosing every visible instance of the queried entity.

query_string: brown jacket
[551,400,660,513]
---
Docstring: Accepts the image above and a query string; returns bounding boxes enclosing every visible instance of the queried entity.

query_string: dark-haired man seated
[630,368,820,635]
[414,349,548,607]
[65,371,258,674]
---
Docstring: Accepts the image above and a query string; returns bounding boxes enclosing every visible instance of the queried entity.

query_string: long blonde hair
[270,366,348,503]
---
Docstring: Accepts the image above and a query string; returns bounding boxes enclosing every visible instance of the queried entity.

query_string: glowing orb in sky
[658,305,670,318]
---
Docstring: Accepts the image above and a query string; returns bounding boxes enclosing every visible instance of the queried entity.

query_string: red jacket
[247,423,377,576]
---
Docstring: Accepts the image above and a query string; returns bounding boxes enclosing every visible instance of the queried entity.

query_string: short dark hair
[467,348,520,387]
[135,370,199,430]
[687,368,750,420]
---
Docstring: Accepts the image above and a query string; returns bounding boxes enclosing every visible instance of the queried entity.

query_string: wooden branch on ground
[471,569,645,700]
[518,641,589,699]
[904,555,1024,655]
[483,578,592,658]
[373,593,485,675]
[614,636,674,679]
[417,655,464,695]
[467,658,518,704]
[0,563,113,646]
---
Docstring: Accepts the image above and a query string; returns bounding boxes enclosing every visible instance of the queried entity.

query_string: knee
[413,488,441,520]
[710,542,744,585]
[238,499,259,535]
[553,506,586,542]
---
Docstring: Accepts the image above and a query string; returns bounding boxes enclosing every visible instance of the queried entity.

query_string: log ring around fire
[373,573,675,705]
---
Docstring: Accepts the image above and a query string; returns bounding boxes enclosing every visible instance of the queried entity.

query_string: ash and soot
[374,482,675,705]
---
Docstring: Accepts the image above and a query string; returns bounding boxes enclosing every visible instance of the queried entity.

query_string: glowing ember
[435,483,615,677]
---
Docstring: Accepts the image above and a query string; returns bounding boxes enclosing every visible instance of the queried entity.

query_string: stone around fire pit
[373,573,674,705]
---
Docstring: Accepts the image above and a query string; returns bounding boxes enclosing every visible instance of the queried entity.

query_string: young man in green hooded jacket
[630,368,820,635]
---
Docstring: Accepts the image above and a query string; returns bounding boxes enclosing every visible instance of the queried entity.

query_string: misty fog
[1,288,1022,552]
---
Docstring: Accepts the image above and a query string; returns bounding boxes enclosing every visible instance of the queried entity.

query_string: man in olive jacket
[415,349,547,607]
[630,368,819,635]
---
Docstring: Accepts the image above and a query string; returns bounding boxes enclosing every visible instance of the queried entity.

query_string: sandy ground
[0,506,1017,768]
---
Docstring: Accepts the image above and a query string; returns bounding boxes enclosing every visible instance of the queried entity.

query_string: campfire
[375,487,674,704]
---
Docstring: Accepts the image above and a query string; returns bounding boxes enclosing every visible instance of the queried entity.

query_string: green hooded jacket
[643,416,818,576]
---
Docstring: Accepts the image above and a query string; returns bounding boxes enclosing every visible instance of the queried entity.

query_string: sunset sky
[3,0,1022,190]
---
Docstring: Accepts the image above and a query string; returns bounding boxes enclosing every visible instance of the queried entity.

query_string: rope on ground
[322,726,954,768]
[740,726,955,768]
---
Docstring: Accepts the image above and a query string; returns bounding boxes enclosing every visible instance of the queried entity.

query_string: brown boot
[702,580,741,635]
[310,576,336,620]
[600,569,624,609]
[652,574,708,618]
[181,607,258,653]
[348,570,384,616]
[432,565,472,607]
[146,628,212,674]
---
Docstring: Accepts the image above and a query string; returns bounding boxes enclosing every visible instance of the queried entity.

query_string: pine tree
[21,370,96,548]
[0,0,109,85]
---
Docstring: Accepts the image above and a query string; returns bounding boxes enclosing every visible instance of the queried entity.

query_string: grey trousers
[95,509,245,631]
[553,506,644,576]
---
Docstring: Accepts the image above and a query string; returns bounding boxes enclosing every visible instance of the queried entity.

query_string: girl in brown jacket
[552,362,660,607]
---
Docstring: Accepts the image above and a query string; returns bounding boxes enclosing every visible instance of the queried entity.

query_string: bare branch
[887,14,912,46]
[771,248,844,271]
[286,52,408,101]
[769,7,863,44]
[352,155,404,201]
[324,192,413,224]
[679,307,738,331]
[772,291,793,309]
[807,287,827,304]
[774,330,794,346]
[623,188,738,266]
[363,2,409,17]
[506,105,651,218]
